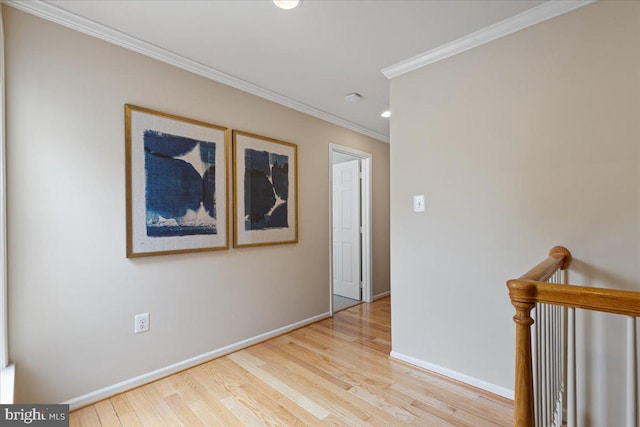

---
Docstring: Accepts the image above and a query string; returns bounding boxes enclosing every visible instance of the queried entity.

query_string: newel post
[508,281,536,427]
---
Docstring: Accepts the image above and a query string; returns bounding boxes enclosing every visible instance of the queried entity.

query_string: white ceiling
[15,0,560,142]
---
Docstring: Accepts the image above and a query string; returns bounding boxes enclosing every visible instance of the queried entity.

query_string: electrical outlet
[134,313,150,334]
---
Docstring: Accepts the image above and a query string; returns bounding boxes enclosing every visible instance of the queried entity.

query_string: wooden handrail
[518,246,571,282]
[508,280,640,318]
[507,246,640,427]
[508,246,571,427]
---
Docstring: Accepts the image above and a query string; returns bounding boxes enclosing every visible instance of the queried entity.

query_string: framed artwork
[125,104,229,257]
[232,130,298,248]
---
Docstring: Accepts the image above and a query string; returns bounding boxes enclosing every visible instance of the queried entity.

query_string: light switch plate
[413,195,425,212]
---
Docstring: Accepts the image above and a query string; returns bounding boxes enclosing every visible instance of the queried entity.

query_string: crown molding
[381,0,596,79]
[4,0,390,143]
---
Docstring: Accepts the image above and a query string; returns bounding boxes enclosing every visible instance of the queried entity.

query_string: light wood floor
[70,297,513,426]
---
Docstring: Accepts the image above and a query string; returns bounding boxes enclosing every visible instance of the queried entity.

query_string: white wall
[3,6,390,404]
[390,1,640,425]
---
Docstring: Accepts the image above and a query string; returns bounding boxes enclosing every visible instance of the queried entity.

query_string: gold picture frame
[232,130,298,248]
[125,104,230,257]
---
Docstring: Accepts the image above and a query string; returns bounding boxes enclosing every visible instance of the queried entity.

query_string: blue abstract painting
[144,130,217,237]
[244,148,289,230]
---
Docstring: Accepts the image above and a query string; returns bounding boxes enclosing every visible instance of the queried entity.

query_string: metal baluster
[549,275,556,427]
[533,304,540,427]
[553,270,561,427]
[544,303,550,426]
[567,306,576,427]
[552,302,557,426]
[627,316,637,427]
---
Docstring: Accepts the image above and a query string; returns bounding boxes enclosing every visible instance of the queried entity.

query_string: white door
[332,159,361,300]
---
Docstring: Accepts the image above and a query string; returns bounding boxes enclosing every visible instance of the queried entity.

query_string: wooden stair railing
[507,246,640,427]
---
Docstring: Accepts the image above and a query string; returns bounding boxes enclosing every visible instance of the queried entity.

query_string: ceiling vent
[345,93,364,103]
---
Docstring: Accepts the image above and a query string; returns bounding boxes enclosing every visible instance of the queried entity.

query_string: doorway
[329,144,372,315]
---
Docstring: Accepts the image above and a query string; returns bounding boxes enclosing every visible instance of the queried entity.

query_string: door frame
[328,143,372,315]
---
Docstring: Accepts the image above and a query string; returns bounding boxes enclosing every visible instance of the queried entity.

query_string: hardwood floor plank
[71,297,513,426]
[68,411,81,427]
[164,371,210,405]
[228,351,331,421]
[196,357,306,427]
[163,393,206,427]
[110,393,134,417]
[75,406,101,427]
[115,412,144,427]
[196,357,311,426]
[179,364,246,425]
[264,342,353,390]
[125,386,182,426]
[110,394,143,427]
[153,376,177,398]
[238,382,309,426]
[220,395,270,426]
[185,399,229,426]
[252,343,422,426]
[348,384,416,423]
[93,400,121,427]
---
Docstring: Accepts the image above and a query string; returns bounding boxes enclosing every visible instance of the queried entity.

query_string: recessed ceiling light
[345,93,364,103]
[273,0,302,10]
[381,110,392,118]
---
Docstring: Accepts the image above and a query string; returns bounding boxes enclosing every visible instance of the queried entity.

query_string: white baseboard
[0,363,15,404]
[373,291,390,300]
[389,351,514,400]
[63,312,331,410]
